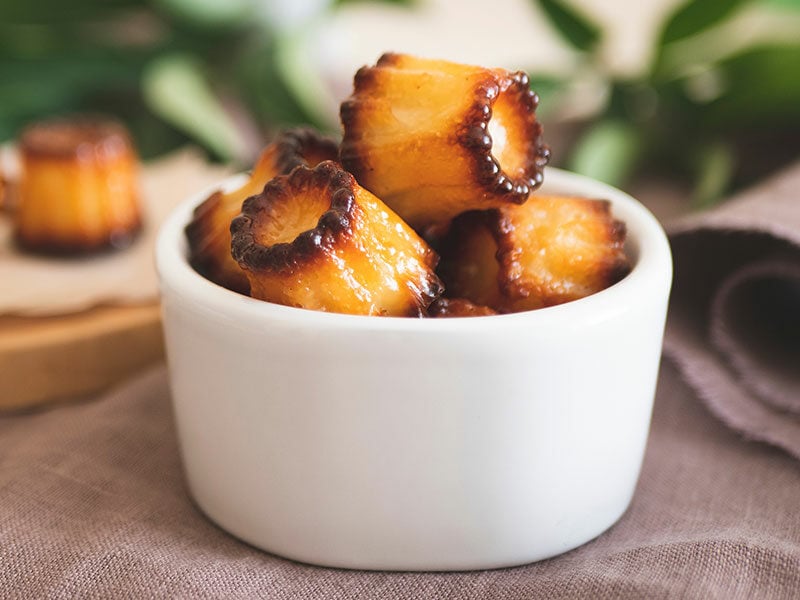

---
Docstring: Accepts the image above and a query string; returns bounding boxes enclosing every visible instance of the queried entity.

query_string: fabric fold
[665,162,800,460]
[710,259,800,415]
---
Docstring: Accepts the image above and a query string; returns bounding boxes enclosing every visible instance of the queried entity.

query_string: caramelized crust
[185,128,339,293]
[497,196,630,309]
[15,117,141,254]
[231,161,443,316]
[427,298,498,318]
[0,171,7,213]
[340,52,549,231]
[439,197,631,312]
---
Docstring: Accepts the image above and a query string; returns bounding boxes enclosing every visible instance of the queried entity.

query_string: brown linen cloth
[665,162,800,460]
[2,364,799,599]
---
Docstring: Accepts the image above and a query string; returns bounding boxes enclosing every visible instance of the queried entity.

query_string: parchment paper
[0,148,231,316]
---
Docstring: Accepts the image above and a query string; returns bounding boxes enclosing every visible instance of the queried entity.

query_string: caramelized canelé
[439,196,631,312]
[15,117,141,254]
[231,161,443,316]
[340,53,549,232]
[185,128,338,293]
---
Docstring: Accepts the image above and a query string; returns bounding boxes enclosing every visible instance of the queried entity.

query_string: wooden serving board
[0,303,164,411]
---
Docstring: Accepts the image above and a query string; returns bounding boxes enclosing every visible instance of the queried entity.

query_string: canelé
[15,117,141,254]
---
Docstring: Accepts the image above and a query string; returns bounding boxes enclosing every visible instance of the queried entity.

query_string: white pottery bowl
[156,168,672,571]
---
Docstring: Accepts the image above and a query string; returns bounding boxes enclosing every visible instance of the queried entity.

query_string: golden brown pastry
[231,161,443,316]
[439,196,631,312]
[185,128,338,294]
[340,53,549,232]
[15,117,141,254]
[427,298,498,318]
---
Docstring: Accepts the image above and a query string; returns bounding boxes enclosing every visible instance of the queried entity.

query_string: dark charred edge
[427,297,498,318]
[339,92,377,198]
[184,191,251,294]
[184,193,228,283]
[20,116,134,161]
[186,191,233,270]
[458,70,549,203]
[583,199,632,283]
[348,52,402,94]
[602,214,632,286]
[271,127,340,176]
[339,55,401,174]
[517,73,550,191]
[492,206,533,301]
[350,65,382,96]
[605,252,633,287]
[589,198,629,248]
[406,270,445,318]
[338,98,370,184]
[376,52,403,68]
[14,220,142,257]
[231,161,357,275]
[339,98,359,131]
[185,191,223,252]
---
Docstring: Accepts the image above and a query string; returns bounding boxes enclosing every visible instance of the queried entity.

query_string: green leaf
[0,0,138,23]
[703,44,800,126]
[81,91,192,160]
[0,49,144,129]
[526,74,568,120]
[142,54,245,160]
[334,0,415,5]
[759,0,800,8]
[154,0,253,28]
[534,0,601,52]
[659,0,751,45]
[567,120,642,187]
[692,141,734,207]
[273,30,339,129]
[236,39,320,128]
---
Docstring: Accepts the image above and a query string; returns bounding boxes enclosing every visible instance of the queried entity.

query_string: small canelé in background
[15,117,142,254]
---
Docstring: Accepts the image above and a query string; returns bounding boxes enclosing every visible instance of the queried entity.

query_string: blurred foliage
[531,0,800,205]
[1,0,797,204]
[0,0,404,163]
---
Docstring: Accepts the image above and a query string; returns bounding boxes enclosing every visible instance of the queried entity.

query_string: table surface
[1,359,798,599]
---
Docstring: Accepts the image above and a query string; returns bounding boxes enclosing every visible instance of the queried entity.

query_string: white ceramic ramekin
[156,168,672,571]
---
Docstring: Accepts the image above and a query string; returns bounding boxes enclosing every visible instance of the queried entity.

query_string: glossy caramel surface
[232,162,442,316]
[340,53,547,232]
[439,196,630,312]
